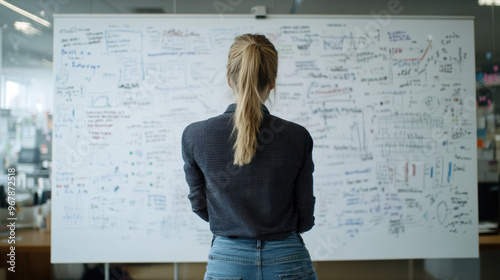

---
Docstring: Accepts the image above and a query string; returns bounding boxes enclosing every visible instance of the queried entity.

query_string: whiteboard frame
[53,13,474,21]
[51,13,478,263]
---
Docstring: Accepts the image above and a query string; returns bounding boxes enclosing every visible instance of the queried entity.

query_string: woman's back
[182,103,315,240]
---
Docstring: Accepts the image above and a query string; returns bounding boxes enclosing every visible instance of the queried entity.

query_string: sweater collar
[224,103,270,114]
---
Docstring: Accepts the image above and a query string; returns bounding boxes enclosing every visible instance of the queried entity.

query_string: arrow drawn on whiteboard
[392,40,432,62]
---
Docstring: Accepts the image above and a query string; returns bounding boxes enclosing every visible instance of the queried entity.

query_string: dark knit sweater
[181,103,315,240]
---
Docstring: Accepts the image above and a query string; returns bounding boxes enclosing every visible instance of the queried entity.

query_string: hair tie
[256,44,262,51]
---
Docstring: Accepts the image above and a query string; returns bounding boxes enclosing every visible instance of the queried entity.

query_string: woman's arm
[182,126,209,222]
[294,133,315,233]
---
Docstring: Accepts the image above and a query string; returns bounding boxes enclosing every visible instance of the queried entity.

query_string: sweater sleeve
[181,126,209,222]
[294,132,315,233]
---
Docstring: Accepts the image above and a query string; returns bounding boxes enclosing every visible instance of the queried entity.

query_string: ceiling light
[479,0,500,5]
[0,0,51,27]
[14,21,41,35]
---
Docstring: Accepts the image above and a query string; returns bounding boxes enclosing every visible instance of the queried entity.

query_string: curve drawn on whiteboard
[437,200,448,226]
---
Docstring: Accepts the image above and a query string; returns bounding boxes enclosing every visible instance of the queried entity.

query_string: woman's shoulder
[264,115,313,149]
[182,114,231,138]
[267,114,312,138]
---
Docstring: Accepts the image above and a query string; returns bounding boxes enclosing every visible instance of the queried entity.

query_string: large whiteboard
[52,15,477,263]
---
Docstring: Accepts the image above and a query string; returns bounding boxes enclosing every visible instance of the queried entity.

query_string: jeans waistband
[211,231,305,248]
[219,231,299,239]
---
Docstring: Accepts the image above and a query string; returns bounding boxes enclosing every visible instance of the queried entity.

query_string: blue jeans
[204,232,318,280]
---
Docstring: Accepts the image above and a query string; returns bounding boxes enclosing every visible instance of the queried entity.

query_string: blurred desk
[479,233,500,250]
[0,229,50,280]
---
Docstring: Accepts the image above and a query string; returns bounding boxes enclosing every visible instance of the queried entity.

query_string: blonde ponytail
[227,34,278,166]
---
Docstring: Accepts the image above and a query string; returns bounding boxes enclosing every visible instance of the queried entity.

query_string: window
[3,79,28,109]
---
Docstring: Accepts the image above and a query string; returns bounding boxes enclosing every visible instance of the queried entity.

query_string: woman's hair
[227,34,278,166]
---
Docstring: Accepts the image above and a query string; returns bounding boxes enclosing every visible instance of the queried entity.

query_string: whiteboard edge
[53,14,474,20]
[50,13,479,263]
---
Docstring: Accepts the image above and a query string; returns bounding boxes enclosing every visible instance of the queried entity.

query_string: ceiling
[0,0,499,68]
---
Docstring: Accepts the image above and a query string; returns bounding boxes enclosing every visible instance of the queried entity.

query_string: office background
[1,0,499,279]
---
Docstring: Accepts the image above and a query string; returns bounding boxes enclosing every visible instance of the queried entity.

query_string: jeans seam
[209,255,256,265]
[262,253,311,265]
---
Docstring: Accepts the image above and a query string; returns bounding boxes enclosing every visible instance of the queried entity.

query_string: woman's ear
[227,75,232,88]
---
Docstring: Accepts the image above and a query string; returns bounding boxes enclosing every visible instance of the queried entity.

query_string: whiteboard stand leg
[408,259,414,280]
[105,263,109,280]
[174,262,178,280]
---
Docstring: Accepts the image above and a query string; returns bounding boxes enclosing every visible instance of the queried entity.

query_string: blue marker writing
[447,162,452,183]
